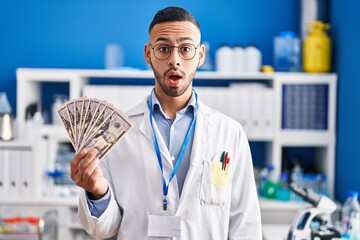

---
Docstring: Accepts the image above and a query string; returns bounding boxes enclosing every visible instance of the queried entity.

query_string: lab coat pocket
[199,151,230,205]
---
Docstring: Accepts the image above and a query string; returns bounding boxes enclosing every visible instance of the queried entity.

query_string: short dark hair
[149,6,200,33]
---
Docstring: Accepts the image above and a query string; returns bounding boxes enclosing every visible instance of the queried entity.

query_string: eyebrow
[154,36,194,43]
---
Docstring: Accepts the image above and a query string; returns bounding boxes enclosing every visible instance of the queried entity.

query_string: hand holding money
[58,97,132,198]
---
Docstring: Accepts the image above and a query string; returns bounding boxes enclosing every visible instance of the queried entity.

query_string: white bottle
[342,191,360,236]
[52,95,64,125]
[233,44,245,72]
[291,159,303,201]
[244,44,262,72]
[215,44,234,72]
[350,212,360,240]
[105,43,124,69]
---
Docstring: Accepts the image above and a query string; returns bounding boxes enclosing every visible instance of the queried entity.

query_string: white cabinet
[15,68,337,194]
[10,68,336,232]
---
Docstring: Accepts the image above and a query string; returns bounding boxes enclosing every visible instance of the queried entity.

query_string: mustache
[164,67,186,76]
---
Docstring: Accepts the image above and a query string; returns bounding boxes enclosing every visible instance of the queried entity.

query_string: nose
[167,48,181,67]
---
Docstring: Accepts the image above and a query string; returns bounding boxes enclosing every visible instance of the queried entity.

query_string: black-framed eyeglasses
[149,43,199,60]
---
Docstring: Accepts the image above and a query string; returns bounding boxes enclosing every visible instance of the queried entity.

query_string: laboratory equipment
[287,182,341,240]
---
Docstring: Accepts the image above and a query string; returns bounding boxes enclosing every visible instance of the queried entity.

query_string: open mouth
[169,75,182,81]
[167,71,183,87]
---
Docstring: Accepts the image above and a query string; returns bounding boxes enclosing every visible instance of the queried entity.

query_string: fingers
[70,148,89,174]
[77,148,99,175]
[82,157,100,186]
[70,148,103,192]
[87,167,109,198]
[81,163,108,198]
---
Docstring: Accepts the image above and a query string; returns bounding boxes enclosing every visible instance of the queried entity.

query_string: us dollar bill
[75,99,84,148]
[80,100,101,148]
[57,105,76,149]
[66,100,77,147]
[77,98,91,149]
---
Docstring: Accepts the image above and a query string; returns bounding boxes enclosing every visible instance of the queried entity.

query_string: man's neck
[155,89,192,120]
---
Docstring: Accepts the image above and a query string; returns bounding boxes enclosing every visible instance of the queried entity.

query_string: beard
[151,65,197,97]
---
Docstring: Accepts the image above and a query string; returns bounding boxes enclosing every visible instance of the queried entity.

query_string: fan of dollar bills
[57,97,132,159]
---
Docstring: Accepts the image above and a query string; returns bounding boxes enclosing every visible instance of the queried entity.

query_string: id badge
[147,210,181,238]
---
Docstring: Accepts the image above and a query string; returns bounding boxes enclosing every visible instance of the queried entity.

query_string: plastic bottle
[262,164,279,199]
[290,159,303,201]
[258,167,269,197]
[0,92,12,114]
[349,212,360,240]
[291,159,303,184]
[52,94,65,125]
[105,43,124,69]
[45,167,64,197]
[215,44,234,72]
[277,172,291,201]
[316,174,329,197]
[244,44,262,72]
[302,173,318,193]
[342,191,360,237]
[274,31,301,72]
[0,92,14,141]
[233,44,245,72]
[303,21,331,73]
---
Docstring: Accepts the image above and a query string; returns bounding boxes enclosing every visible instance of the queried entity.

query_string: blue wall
[0,0,299,113]
[331,0,360,202]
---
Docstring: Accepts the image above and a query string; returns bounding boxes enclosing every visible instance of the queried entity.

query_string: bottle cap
[267,164,274,171]
[347,190,359,198]
[281,172,289,180]
[0,92,12,113]
[280,31,297,38]
[47,169,64,178]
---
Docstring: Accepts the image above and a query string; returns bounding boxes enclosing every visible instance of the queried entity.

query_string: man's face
[144,21,205,97]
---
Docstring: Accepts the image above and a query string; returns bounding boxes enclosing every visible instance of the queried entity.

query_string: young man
[71,6,262,239]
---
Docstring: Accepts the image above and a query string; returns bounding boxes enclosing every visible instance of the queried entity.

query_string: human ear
[144,44,151,65]
[198,44,206,67]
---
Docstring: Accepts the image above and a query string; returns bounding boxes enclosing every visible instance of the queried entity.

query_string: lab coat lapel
[178,101,214,208]
[137,98,172,166]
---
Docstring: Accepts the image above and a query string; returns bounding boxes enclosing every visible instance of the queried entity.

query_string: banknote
[57,105,76,148]
[66,101,77,146]
[77,98,91,149]
[75,99,84,147]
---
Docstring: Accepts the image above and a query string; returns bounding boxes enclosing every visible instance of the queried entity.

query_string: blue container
[274,31,301,72]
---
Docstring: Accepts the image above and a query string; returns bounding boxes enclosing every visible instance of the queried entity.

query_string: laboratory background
[0,0,360,239]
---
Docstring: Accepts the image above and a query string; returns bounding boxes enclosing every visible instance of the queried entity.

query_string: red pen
[224,152,229,171]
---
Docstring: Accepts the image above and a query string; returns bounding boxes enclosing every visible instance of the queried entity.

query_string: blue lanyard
[148,89,198,210]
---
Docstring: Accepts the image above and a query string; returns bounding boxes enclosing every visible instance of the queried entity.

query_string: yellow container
[303,21,331,73]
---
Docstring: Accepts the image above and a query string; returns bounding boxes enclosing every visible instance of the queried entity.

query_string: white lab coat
[78,97,262,240]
